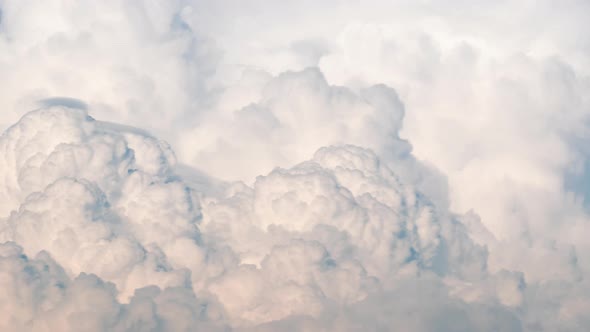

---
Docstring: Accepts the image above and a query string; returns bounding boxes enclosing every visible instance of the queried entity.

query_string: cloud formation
[0,0,590,331]
[0,105,584,331]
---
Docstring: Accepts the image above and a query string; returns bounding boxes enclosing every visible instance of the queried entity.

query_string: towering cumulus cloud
[0,105,522,331]
[1,0,590,331]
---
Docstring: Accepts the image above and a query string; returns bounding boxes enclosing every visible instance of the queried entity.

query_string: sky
[0,1,589,331]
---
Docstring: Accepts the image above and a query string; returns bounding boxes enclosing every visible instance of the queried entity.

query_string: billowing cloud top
[0,106,522,331]
[1,1,590,331]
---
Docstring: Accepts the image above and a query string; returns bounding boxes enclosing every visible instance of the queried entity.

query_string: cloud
[0,0,219,139]
[0,241,229,332]
[175,0,590,287]
[1,1,590,331]
[180,68,408,181]
[175,0,590,276]
[1,104,584,330]
[0,106,528,330]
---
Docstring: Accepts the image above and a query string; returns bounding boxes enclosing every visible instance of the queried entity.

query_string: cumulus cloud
[178,0,590,280]
[180,68,408,181]
[1,0,590,331]
[0,105,586,331]
[0,241,228,331]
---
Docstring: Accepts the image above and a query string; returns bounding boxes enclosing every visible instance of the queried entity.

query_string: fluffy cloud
[0,106,586,330]
[0,242,228,332]
[180,68,408,181]
[0,0,218,138]
[177,0,590,281]
[1,0,590,331]
[0,107,201,298]
[0,106,513,329]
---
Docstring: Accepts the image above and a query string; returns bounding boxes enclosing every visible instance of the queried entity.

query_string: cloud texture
[0,0,589,331]
[0,106,525,331]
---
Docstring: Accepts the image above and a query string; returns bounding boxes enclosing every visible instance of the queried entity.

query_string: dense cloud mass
[0,106,524,331]
[0,0,590,331]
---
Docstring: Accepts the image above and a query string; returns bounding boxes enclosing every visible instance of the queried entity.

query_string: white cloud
[1,1,590,331]
[177,0,590,286]
[0,106,529,330]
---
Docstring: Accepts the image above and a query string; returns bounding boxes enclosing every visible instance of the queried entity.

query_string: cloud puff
[179,68,409,182]
[0,241,228,332]
[0,107,204,298]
